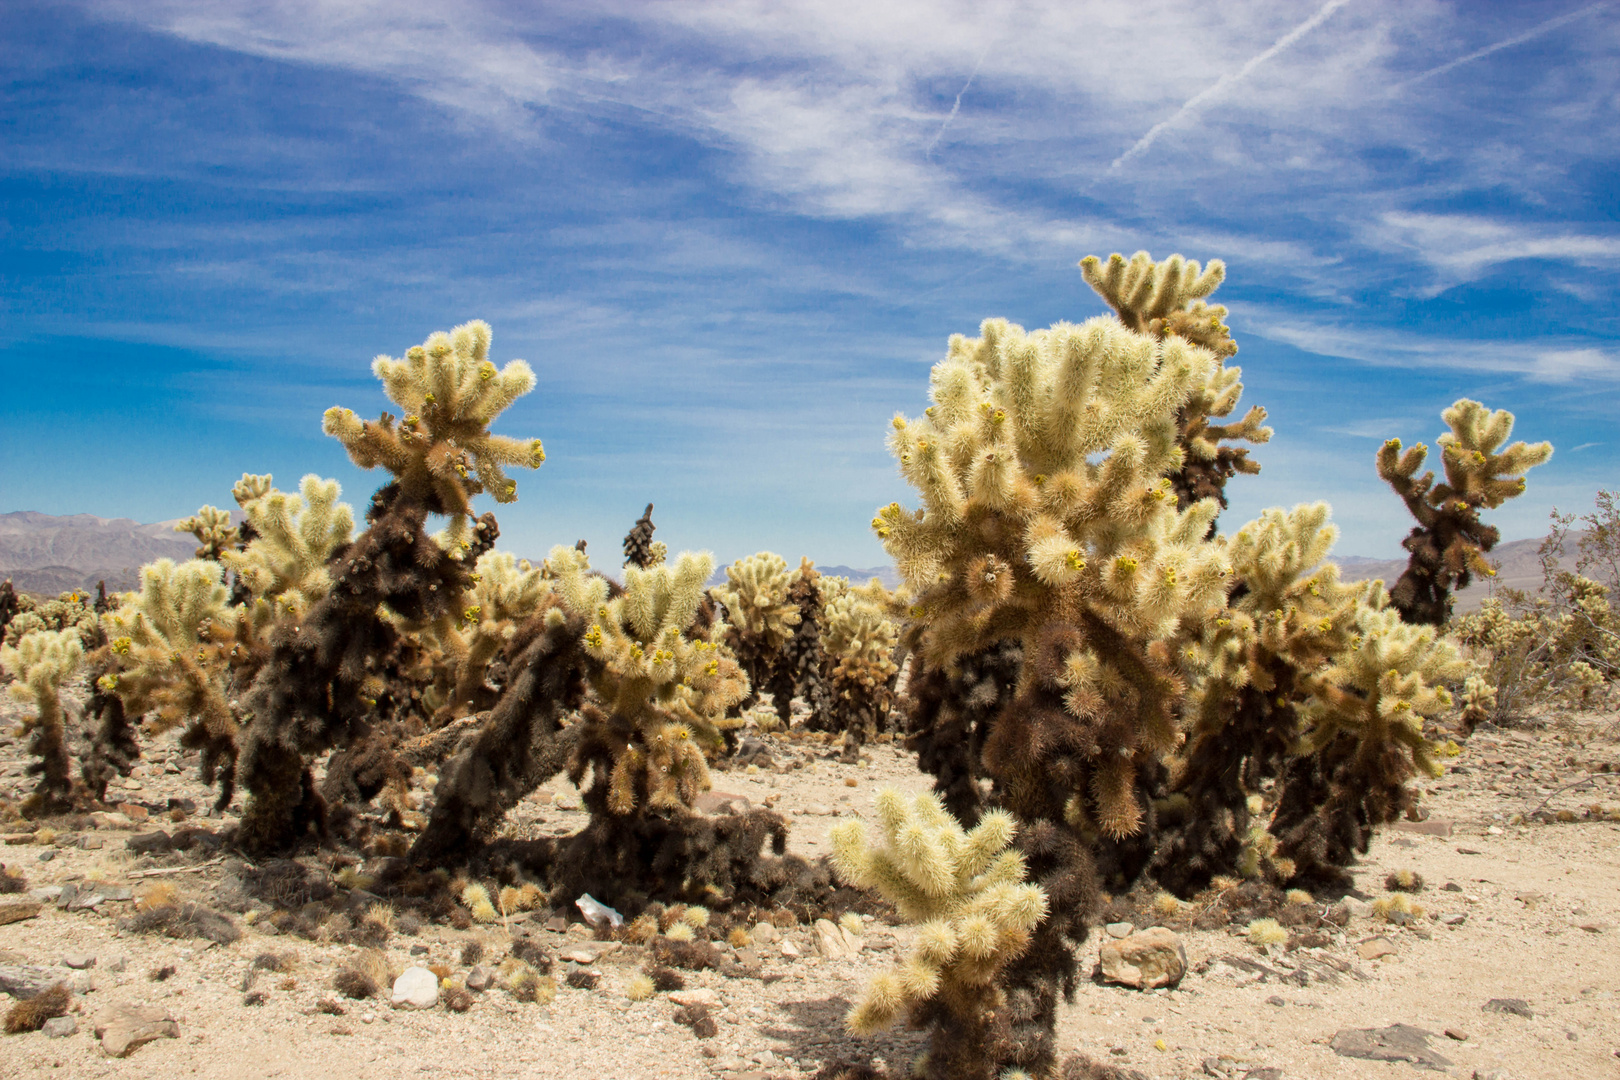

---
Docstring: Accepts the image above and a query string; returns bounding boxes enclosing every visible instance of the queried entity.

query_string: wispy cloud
[1364,213,1620,290]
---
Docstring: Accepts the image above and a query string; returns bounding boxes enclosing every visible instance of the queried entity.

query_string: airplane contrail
[926,47,990,159]
[1391,1,1610,92]
[1108,0,1351,171]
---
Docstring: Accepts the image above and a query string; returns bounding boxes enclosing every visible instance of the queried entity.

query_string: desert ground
[1,699,1617,1080]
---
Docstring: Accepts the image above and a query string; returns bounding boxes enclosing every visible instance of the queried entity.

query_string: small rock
[1390,819,1453,836]
[1105,922,1134,938]
[668,988,720,1008]
[1242,1070,1283,1080]
[559,948,597,965]
[79,836,103,850]
[1441,913,1467,926]
[812,918,861,959]
[90,812,132,830]
[1356,937,1396,961]
[1441,882,1462,892]
[544,915,568,933]
[0,902,42,926]
[391,967,440,1009]
[30,886,63,903]
[42,1015,77,1037]
[1330,1024,1451,1069]
[1483,998,1533,1018]
[1444,1028,1469,1041]
[780,941,800,959]
[102,955,128,973]
[62,954,96,970]
[465,966,493,992]
[1098,927,1187,990]
[37,849,55,863]
[751,922,779,944]
[1266,995,1286,1007]
[409,944,429,956]
[95,1004,180,1057]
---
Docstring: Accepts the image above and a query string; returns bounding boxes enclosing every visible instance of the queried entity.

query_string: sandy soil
[1,703,1617,1080]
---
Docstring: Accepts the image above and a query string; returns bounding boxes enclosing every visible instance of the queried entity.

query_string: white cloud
[1364,212,1620,290]
[1240,306,1620,383]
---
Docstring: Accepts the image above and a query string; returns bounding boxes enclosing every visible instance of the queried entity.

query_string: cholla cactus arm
[711,552,801,645]
[175,505,240,561]
[822,583,902,757]
[1078,251,1226,333]
[221,474,354,614]
[322,320,543,536]
[1378,400,1551,626]
[0,627,85,815]
[831,790,1046,1080]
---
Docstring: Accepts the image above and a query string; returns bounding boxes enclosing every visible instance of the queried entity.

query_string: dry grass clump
[623,913,658,945]
[4,984,70,1034]
[564,969,600,990]
[727,927,752,948]
[120,900,242,944]
[133,880,178,911]
[1246,918,1288,946]
[0,865,27,894]
[838,911,863,936]
[647,965,685,991]
[500,960,557,1004]
[333,948,391,999]
[1285,889,1314,905]
[149,964,176,982]
[253,951,293,973]
[664,922,695,943]
[1371,894,1426,922]
[1384,869,1425,893]
[441,985,474,1013]
[461,940,486,965]
[673,1002,718,1039]
[509,939,552,973]
[1151,891,1181,918]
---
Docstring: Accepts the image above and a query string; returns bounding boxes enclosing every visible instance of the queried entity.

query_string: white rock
[751,922,779,944]
[390,966,440,1009]
[780,941,800,959]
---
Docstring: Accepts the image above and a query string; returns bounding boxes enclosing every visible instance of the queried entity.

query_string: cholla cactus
[1081,252,1270,515]
[99,559,241,807]
[436,550,552,717]
[549,546,748,814]
[763,558,834,727]
[711,552,801,714]
[237,320,534,853]
[1378,399,1551,625]
[831,789,1047,1080]
[321,319,543,549]
[1271,584,1470,883]
[174,505,239,561]
[1154,504,1362,894]
[623,503,664,569]
[221,474,354,618]
[0,627,85,815]
[3,590,99,649]
[877,308,1230,837]
[820,578,902,760]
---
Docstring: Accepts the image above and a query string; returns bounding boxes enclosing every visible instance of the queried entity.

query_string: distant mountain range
[0,511,200,594]
[0,511,1575,611]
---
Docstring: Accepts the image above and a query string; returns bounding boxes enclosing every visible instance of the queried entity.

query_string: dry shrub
[4,984,70,1034]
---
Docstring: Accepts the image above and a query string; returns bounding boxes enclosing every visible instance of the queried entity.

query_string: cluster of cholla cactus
[1378,400,1552,626]
[818,576,904,760]
[831,789,1048,1080]
[710,551,801,716]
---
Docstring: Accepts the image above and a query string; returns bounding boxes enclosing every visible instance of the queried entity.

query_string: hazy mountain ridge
[0,512,1584,609]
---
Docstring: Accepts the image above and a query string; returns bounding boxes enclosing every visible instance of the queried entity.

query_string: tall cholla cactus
[236,319,537,853]
[222,474,354,618]
[548,546,747,814]
[1378,399,1551,626]
[710,552,801,713]
[322,319,544,550]
[1271,584,1469,884]
[831,789,1047,1080]
[1,628,85,815]
[1153,503,1362,894]
[1081,252,1271,516]
[99,559,241,806]
[876,308,1230,837]
[819,577,902,760]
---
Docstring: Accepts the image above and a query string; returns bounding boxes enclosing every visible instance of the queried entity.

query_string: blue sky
[3,0,1617,567]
